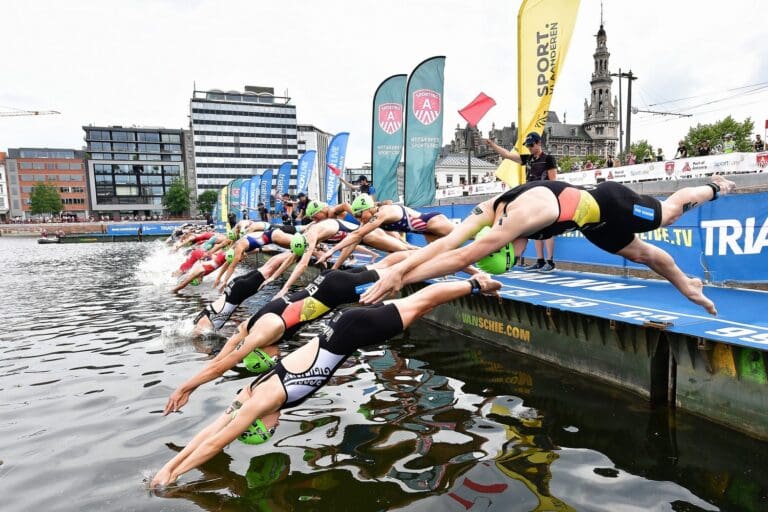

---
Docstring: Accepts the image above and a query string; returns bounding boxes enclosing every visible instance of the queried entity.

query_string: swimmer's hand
[273,287,288,300]
[164,387,195,415]
[315,250,333,266]
[150,467,177,488]
[360,267,402,304]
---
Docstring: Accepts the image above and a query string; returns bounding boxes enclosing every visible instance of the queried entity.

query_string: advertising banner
[404,56,445,207]
[296,150,316,196]
[227,178,245,216]
[239,179,251,219]
[275,161,292,214]
[372,74,407,203]
[260,169,274,213]
[325,132,350,206]
[248,174,261,220]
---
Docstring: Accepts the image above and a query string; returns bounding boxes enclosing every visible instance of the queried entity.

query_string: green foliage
[29,182,63,215]
[628,140,654,162]
[162,179,191,215]
[197,190,218,214]
[557,156,577,172]
[683,116,754,153]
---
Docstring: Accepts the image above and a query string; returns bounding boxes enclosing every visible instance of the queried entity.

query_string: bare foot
[711,175,736,196]
[686,277,717,316]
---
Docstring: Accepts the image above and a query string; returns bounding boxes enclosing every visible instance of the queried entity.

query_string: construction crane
[0,109,60,117]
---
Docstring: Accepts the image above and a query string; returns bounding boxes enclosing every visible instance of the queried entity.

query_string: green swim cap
[245,452,289,489]
[227,230,237,241]
[290,233,307,256]
[225,248,235,264]
[243,348,277,373]
[351,194,375,216]
[474,226,515,275]
[190,277,201,286]
[238,418,274,445]
[305,200,326,219]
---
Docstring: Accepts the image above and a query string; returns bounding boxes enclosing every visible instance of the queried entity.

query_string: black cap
[524,132,541,146]
[298,192,306,197]
[355,175,369,183]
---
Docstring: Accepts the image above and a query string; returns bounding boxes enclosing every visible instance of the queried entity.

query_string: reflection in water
[0,239,766,511]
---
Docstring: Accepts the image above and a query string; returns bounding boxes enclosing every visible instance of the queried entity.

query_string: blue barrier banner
[411,191,768,283]
[248,174,261,220]
[106,223,186,235]
[296,151,316,196]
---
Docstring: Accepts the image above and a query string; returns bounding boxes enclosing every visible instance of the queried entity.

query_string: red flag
[458,92,496,127]
[765,119,768,129]
[326,163,342,176]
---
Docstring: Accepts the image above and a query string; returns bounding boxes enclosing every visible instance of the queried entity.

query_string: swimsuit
[492,181,662,253]
[250,303,403,408]
[380,205,443,234]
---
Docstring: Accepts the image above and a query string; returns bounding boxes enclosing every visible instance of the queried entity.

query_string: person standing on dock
[361,176,736,316]
[485,132,558,272]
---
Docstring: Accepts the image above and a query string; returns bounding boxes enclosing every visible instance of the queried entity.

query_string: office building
[82,125,187,219]
[190,86,297,194]
[5,148,88,220]
[297,124,332,201]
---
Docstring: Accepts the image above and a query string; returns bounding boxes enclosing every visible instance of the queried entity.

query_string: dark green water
[0,238,766,511]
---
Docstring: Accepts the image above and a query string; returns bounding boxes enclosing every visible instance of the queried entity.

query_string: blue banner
[372,74,407,202]
[404,56,445,207]
[325,132,349,206]
[410,191,768,283]
[239,179,251,219]
[296,150,316,196]
[275,161,292,214]
[260,169,274,214]
[106,222,187,236]
[248,174,261,220]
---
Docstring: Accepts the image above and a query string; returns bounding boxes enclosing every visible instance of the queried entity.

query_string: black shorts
[582,181,662,253]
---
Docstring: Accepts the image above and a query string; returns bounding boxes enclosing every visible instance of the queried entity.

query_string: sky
[2,0,766,166]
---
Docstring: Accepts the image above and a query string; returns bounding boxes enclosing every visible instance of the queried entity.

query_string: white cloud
[1,0,765,165]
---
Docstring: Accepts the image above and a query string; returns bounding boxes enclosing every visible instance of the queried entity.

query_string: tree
[197,190,218,215]
[683,116,754,153]
[29,182,62,216]
[623,140,654,163]
[162,179,192,216]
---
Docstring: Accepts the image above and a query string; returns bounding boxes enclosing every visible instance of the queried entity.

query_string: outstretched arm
[360,200,495,303]
[393,274,501,328]
[259,252,297,290]
[173,266,204,293]
[484,139,522,164]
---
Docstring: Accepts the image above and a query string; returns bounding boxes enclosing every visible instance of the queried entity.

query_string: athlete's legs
[660,175,735,226]
[244,314,286,350]
[361,229,412,253]
[617,237,716,315]
[424,214,455,237]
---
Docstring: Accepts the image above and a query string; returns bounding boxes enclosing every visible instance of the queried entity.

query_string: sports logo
[412,89,441,126]
[664,161,675,176]
[378,103,403,135]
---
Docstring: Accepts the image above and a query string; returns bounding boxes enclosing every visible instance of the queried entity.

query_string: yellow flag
[499,0,580,187]
[495,159,521,187]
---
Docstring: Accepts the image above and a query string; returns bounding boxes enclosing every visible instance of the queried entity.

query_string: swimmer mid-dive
[317,194,454,269]
[164,251,416,414]
[173,250,229,292]
[151,274,502,488]
[193,251,296,332]
[362,176,736,315]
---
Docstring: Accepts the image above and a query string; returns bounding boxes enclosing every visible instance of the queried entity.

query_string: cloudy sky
[2,0,766,165]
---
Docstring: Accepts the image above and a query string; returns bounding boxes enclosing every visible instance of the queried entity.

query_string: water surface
[0,238,766,511]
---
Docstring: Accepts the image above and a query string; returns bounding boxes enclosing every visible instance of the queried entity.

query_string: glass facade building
[190,86,297,194]
[82,126,187,219]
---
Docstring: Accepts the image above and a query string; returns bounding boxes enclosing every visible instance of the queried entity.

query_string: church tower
[582,11,619,158]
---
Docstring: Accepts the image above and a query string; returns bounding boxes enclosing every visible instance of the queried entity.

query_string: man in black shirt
[485,131,558,271]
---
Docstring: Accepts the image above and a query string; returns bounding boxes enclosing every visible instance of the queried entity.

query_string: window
[33,163,45,170]
[69,163,81,170]
[163,165,180,175]
[113,142,136,152]
[161,133,180,143]
[138,154,161,161]
[95,174,112,184]
[20,174,33,181]
[112,131,136,141]
[91,153,106,160]
[162,144,181,153]
[138,143,160,152]
[56,162,69,170]
[20,162,33,169]
[446,175,453,184]
[47,175,57,181]
[89,130,110,140]
[161,154,182,161]
[137,132,160,142]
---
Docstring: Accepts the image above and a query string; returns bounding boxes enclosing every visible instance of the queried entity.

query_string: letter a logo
[378,103,403,135]
[412,89,441,126]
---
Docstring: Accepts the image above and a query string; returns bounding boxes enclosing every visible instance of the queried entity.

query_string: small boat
[37,237,60,244]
